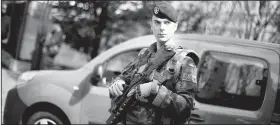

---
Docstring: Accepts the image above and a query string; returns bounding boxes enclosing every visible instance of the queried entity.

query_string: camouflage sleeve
[114,48,150,85]
[152,56,197,123]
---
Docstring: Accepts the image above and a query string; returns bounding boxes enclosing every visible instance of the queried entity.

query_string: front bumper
[3,87,28,124]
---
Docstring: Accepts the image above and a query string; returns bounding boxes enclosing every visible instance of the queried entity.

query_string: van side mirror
[91,63,104,85]
[91,62,108,86]
[97,64,104,78]
[97,65,107,85]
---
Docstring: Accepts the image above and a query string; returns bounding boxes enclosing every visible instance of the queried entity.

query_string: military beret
[153,2,178,22]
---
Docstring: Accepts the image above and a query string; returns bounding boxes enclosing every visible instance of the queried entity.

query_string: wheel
[26,111,65,125]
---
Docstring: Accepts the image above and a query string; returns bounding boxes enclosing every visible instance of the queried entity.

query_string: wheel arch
[18,83,83,124]
[21,102,71,124]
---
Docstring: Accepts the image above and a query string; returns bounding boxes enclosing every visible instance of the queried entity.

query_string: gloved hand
[109,79,126,97]
[127,80,160,102]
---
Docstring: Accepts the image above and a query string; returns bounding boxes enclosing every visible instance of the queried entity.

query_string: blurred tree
[177,2,206,33]
[243,1,280,41]
[231,1,280,42]
[268,2,280,44]
[218,1,237,35]
[51,1,111,59]
[178,1,280,44]
[49,0,280,61]
[100,1,154,52]
[50,1,153,59]
[176,1,227,34]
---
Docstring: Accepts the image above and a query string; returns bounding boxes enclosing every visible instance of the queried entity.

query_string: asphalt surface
[1,68,19,124]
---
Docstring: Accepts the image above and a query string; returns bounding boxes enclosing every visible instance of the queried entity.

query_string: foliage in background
[176,1,280,44]
[50,1,154,59]
[49,1,280,60]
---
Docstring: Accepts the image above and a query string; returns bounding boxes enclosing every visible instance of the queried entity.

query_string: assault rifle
[106,45,176,125]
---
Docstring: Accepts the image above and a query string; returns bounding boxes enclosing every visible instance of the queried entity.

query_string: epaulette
[138,48,149,56]
[175,48,199,67]
[185,50,199,66]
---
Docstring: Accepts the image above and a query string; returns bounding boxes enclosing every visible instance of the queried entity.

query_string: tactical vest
[125,43,199,125]
[135,43,199,86]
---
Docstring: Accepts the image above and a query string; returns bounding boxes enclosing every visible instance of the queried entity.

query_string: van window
[100,49,140,86]
[106,50,140,72]
[195,51,268,111]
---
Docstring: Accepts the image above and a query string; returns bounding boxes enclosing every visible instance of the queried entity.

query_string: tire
[26,111,65,125]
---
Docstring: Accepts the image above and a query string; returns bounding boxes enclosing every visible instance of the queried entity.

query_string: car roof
[117,34,280,54]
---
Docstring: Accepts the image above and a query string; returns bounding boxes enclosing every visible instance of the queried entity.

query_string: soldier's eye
[164,21,171,25]
[154,21,160,25]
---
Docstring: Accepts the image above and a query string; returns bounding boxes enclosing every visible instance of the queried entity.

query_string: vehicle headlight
[17,72,36,86]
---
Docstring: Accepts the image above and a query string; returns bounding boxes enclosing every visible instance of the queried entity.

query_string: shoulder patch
[180,56,197,83]
[181,74,197,83]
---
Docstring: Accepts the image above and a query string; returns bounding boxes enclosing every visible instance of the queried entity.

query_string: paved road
[1,68,19,124]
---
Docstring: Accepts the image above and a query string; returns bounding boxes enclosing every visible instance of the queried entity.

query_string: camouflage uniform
[111,42,199,125]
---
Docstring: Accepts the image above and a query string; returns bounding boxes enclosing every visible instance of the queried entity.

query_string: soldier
[108,2,199,125]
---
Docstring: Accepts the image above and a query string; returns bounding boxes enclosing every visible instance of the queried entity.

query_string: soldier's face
[151,15,178,43]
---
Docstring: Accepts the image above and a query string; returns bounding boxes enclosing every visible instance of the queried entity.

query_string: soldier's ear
[150,20,153,30]
[174,22,178,31]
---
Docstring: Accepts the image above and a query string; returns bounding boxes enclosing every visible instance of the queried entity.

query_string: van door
[271,89,280,124]
[189,42,279,124]
[80,49,141,124]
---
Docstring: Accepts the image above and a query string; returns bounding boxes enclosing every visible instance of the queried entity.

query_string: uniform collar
[149,42,183,53]
[149,42,158,53]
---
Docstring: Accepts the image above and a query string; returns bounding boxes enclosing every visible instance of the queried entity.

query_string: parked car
[3,34,280,124]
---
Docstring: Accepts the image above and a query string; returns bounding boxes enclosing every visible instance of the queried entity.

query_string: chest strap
[153,70,174,85]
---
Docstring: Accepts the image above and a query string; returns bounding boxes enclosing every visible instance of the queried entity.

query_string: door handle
[189,113,205,122]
